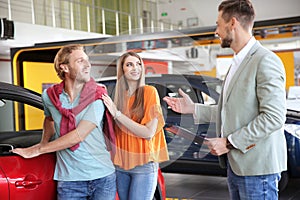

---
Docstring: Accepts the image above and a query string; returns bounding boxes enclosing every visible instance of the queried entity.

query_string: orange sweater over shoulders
[113,85,169,170]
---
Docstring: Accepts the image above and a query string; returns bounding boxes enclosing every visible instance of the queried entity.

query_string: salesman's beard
[221,37,232,48]
[220,28,233,48]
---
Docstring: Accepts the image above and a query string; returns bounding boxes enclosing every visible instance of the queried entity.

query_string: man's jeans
[227,164,281,200]
[116,162,158,200]
[57,172,116,200]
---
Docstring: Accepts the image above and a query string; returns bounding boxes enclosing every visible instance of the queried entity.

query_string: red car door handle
[15,180,42,188]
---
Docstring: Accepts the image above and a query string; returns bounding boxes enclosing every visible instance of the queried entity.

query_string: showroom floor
[164,173,300,200]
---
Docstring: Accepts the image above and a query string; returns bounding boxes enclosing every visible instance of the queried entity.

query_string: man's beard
[220,28,233,48]
[75,74,90,83]
[221,37,232,48]
[69,68,90,83]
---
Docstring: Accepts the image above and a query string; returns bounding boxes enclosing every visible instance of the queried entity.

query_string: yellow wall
[201,52,295,89]
[194,67,216,77]
[276,52,295,89]
[23,62,60,130]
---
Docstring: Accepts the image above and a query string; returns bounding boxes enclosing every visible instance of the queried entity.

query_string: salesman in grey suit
[163,0,287,199]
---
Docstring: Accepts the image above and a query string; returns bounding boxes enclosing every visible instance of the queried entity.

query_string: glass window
[0,99,43,132]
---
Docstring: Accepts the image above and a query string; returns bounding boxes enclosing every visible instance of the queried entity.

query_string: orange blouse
[113,85,169,170]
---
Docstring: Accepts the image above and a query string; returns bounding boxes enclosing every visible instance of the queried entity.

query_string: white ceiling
[0,21,109,56]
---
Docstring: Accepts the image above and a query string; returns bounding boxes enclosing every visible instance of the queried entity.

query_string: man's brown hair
[218,0,255,30]
[54,44,83,80]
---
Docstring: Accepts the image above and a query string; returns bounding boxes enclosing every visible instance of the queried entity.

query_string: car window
[0,100,14,132]
[166,83,198,102]
[166,83,201,107]
[0,99,43,153]
[0,99,43,132]
[201,92,216,105]
[99,80,116,97]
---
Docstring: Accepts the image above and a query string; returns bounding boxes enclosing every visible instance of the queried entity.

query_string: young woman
[102,51,169,200]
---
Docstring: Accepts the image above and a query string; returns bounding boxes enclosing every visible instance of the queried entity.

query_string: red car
[0,82,166,200]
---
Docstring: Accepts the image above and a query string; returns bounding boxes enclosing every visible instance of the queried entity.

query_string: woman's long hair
[114,51,145,122]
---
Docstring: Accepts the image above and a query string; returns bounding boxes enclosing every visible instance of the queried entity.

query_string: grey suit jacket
[194,41,287,176]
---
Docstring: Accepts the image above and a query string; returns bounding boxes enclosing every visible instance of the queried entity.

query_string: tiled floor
[164,173,300,200]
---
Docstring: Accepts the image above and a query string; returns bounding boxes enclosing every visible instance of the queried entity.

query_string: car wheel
[279,171,289,192]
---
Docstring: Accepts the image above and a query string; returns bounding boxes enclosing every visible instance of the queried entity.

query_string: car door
[0,165,9,199]
[0,152,56,200]
[155,81,213,160]
[147,75,224,174]
[0,97,57,200]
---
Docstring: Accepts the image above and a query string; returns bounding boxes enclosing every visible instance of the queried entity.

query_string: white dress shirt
[222,37,256,147]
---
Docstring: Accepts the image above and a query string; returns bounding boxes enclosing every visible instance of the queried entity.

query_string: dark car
[99,74,300,192]
[0,81,165,200]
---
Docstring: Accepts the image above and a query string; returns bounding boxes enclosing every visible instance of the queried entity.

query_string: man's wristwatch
[226,138,236,150]
[114,110,121,120]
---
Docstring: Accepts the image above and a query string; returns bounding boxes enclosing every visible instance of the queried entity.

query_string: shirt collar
[233,36,256,65]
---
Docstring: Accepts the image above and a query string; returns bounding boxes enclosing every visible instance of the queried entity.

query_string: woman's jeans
[116,162,159,200]
[227,164,281,200]
[57,172,116,200]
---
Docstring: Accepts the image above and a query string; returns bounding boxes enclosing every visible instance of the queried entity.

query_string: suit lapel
[223,41,261,103]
